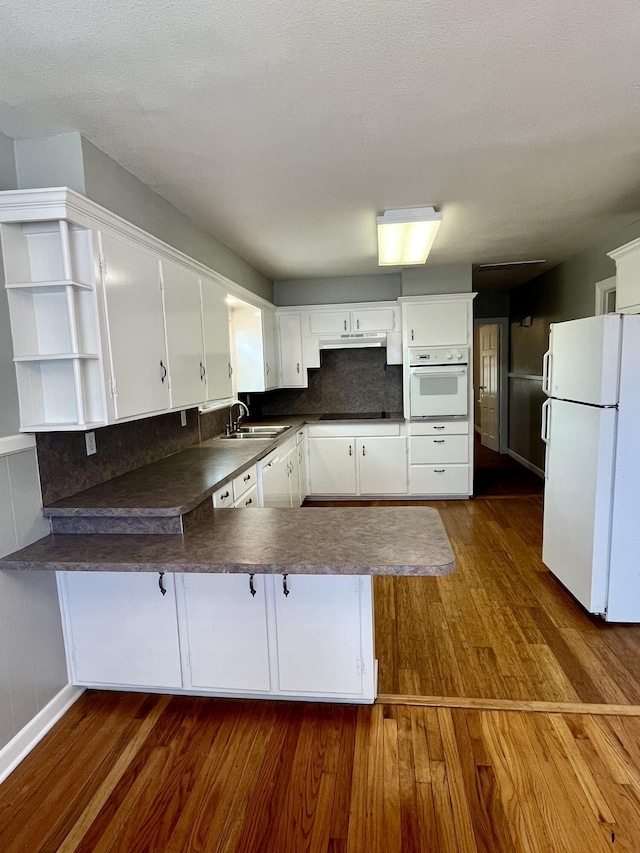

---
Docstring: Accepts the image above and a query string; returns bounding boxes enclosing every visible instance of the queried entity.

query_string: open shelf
[5,279,94,293]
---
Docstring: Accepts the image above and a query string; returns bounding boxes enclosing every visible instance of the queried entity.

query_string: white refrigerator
[541,313,640,621]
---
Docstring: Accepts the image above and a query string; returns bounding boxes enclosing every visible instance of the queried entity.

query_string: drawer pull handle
[244,474,251,482]
[221,490,230,500]
[433,426,445,430]
[245,498,253,506]
[434,439,445,443]
[249,574,256,597]
[158,572,167,596]
[283,574,290,596]
[434,469,446,473]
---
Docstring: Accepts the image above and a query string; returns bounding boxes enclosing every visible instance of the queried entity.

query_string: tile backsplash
[250,348,403,417]
[37,406,230,505]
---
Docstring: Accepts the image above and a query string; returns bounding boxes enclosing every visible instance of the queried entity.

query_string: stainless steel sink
[220,425,290,440]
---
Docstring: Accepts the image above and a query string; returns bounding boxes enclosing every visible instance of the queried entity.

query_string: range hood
[318,332,387,349]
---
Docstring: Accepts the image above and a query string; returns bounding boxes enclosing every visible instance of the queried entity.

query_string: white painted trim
[507,373,544,381]
[474,423,481,434]
[0,187,273,311]
[595,276,616,316]
[0,434,36,457]
[608,237,640,261]
[398,293,477,304]
[507,448,544,479]
[0,684,84,785]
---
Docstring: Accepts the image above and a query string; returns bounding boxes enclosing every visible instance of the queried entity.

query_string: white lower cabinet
[307,426,407,496]
[408,420,472,496]
[274,574,371,696]
[259,438,302,507]
[57,570,375,703]
[180,573,271,693]
[58,571,183,689]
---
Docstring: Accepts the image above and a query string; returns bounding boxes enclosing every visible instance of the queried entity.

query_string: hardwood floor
[3,691,640,852]
[5,482,640,849]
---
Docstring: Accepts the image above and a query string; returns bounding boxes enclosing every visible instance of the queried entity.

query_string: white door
[278,313,305,386]
[352,307,396,332]
[479,324,499,451]
[62,571,183,688]
[180,574,271,692]
[160,258,205,409]
[308,311,351,335]
[307,437,357,495]
[542,399,616,614]
[201,277,233,402]
[99,232,169,419]
[358,436,407,494]
[546,314,621,405]
[273,575,363,695]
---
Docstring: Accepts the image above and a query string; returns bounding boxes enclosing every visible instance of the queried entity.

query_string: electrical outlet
[85,431,97,456]
[180,410,187,427]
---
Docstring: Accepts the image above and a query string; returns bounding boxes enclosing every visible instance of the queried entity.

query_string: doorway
[473,317,508,454]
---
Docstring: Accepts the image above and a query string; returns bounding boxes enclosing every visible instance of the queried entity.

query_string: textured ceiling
[1,0,640,287]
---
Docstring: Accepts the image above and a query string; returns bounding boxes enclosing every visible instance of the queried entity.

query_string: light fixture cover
[376,206,442,266]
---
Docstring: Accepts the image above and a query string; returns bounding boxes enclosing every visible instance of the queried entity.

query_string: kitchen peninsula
[0,423,454,705]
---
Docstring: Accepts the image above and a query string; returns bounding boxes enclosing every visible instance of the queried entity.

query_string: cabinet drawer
[411,435,468,464]
[410,464,470,495]
[212,482,234,507]
[410,420,469,436]
[234,483,258,508]
[233,464,257,499]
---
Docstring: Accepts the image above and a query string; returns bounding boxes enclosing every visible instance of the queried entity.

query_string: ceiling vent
[474,260,546,273]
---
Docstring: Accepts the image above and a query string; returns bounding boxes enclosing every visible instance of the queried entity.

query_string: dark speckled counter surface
[0,507,454,575]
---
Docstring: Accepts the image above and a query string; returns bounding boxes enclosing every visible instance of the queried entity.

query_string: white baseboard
[473,423,481,434]
[0,683,85,785]
[507,448,544,479]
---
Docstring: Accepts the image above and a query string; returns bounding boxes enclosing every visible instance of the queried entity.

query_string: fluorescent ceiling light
[376,207,442,266]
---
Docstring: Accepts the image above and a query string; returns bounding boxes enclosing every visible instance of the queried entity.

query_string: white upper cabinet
[230,300,280,393]
[352,306,397,332]
[278,313,305,387]
[306,304,398,336]
[609,238,640,315]
[308,310,351,335]
[99,231,170,420]
[402,298,470,347]
[200,277,233,403]
[262,306,280,390]
[160,258,206,409]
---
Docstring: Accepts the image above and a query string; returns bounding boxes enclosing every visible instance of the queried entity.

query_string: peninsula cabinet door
[98,231,170,420]
[273,575,365,697]
[179,574,271,693]
[59,571,183,689]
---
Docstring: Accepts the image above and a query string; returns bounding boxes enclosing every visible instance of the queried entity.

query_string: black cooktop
[319,411,390,420]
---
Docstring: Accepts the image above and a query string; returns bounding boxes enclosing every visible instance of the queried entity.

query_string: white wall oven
[409,348,469,419]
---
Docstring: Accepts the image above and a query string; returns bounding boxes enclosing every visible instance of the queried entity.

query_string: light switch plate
[85,431,97,456]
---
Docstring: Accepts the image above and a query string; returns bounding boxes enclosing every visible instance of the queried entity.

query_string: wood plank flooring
[5,486,640,849]
[3,691,640,852]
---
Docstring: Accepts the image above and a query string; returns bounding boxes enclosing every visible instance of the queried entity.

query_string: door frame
[473,317,509,454]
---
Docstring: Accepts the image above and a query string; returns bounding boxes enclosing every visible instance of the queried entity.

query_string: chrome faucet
[228,400,250,433]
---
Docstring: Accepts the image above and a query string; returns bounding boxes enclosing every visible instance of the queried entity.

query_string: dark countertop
[42,414,405,518]
[0,507,455,576]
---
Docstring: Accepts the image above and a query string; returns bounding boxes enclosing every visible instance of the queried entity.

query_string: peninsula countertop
[0,507,455,576]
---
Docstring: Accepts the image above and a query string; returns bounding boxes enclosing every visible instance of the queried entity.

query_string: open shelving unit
[2,218,106,430]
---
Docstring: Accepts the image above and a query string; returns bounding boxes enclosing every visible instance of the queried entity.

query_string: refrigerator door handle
[542,349,551,396]
[541,399,551,444]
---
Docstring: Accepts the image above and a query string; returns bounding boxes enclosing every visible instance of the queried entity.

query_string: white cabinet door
[286,444,301,507]
[160,258,206,409]
[297,436,308,503]
[273,575,363,695]
[261,451,292,507]
[278,313,305,387]
[405,301,469,347]
[308,311,351,335]
[358,436,407,494]
[263,307,280,390]
[200,277,233,402]
[308,437,357,495]
[61,571,182,688]
[99,232,170,420]
[352,307,396,332]
[180,573,271,693]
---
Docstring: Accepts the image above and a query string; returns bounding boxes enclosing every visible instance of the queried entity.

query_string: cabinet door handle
[411,329,415,341]
[356,318,360,330]
[362,444,366,456]
[158,572,167,596]
[249,574,256,597]
[160,360,168,383]
[266,363,270,375]
[348,444,352,456]
[228,363,233,378]
[296,362,300,373]
[200,361,206,380]
[344,319,348,331]
[282,574,290,596]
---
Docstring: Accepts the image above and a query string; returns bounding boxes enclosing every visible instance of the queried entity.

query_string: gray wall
[0,135,69,755]
[401,263,472,295]
[509,217,640,471]
[14,134,86,194]
[274,274,401,306]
